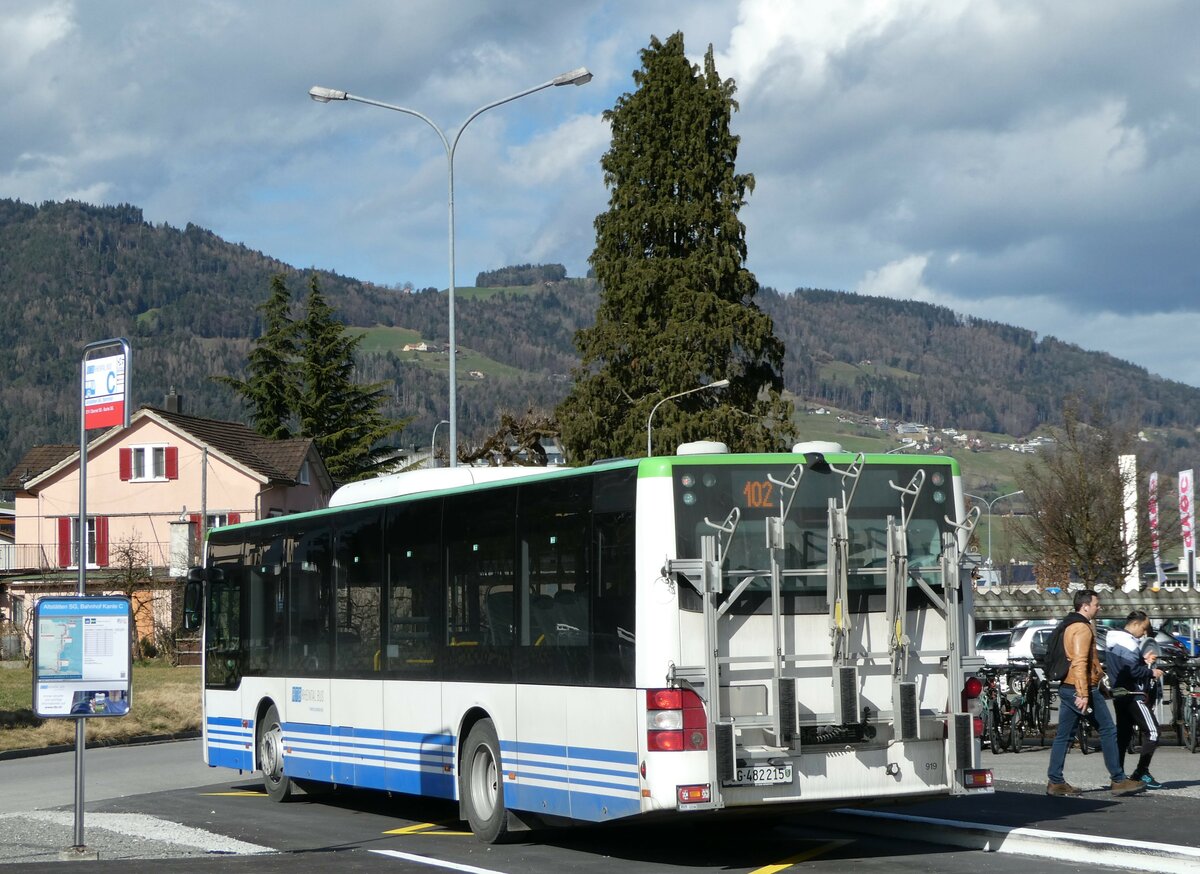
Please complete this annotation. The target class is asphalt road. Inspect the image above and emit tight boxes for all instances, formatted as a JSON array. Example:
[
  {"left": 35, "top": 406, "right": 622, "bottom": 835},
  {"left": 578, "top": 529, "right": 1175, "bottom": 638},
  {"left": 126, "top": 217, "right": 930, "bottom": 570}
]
[{"left": 3, "top": 738, "right": 1200, "bottom": 871}]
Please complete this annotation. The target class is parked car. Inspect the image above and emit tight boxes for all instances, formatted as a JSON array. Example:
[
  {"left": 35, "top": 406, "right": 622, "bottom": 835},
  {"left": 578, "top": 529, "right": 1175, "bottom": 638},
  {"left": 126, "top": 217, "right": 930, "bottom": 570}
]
[
  {"left": 975, "top": 630, "right": 1012, "bottom": 666},
  {"left": 1159, "top": 619, "right": 1200, "bottom": 657},
  {"left": 1008, "top": 623, "right": 1055, "bottom": 663}
]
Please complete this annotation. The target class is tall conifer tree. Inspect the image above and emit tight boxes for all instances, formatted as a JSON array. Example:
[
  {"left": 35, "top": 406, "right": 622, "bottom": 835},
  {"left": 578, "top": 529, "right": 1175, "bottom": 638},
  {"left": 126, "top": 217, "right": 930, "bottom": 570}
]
[
  {"left": 297, "top": 276, "right": 408, "bottom": 482},
  {"left": 215, "top": 273, "right": 299, "bottom": 439},
  {"left": 557, "top": 33, "right": 794, "bottom": 463}
]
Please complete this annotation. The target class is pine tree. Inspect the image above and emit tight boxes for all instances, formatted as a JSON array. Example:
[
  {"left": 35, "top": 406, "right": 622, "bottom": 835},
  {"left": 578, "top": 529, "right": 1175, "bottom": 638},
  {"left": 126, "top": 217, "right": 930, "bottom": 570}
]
[
  {"left": 213, "top": 273, "right": 299, "bottom": 439},
  {"left": 556, "top": 33, "right": 794, "bottom": 463},
  {"left": 297, "top": 276, "right": 408, "bottom": 482}
]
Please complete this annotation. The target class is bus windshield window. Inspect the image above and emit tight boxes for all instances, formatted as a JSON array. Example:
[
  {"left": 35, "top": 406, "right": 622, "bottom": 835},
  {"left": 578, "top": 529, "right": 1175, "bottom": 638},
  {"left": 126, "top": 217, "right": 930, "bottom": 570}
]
[{"left": 673, "top": 462, "right": 955, "bottom": 607}]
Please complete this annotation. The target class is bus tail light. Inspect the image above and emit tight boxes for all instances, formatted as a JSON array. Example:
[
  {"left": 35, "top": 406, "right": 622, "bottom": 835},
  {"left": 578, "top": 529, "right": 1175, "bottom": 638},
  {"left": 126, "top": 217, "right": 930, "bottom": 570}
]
[
  {"left": 677, "top": 784, "right": 711, "bottom": 804},
  {"left": 647, "top": 688, "right": 708, "bottom": 751},
  {"left": 963, "top": 769, "right": 993, "bottom": 789}
]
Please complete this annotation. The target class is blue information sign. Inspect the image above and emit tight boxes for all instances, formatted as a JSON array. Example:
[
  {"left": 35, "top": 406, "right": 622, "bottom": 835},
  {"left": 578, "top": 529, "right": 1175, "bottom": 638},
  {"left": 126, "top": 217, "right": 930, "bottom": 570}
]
[{"left": 32, "top": 597, "right": 133, "bottom": 719}]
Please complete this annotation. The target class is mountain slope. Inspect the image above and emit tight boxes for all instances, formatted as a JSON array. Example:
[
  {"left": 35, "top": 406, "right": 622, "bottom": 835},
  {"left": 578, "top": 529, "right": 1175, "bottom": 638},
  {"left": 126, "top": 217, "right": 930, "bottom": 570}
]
[{"left": 2, "top": 198, "right": 1198, "bottom": 480}]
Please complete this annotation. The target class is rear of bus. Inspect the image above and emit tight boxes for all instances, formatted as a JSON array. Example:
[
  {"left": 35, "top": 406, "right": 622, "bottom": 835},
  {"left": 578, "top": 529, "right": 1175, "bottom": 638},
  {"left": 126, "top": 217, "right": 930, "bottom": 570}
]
[{"left": 633, "top": 444, "right": 990, "bottom": 815}]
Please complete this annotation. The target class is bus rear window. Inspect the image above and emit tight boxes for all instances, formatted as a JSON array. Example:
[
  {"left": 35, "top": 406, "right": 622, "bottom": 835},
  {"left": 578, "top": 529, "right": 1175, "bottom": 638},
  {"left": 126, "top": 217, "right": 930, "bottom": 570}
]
[{"left": 672, "top": 461, "right": 955, "bottom": 609}]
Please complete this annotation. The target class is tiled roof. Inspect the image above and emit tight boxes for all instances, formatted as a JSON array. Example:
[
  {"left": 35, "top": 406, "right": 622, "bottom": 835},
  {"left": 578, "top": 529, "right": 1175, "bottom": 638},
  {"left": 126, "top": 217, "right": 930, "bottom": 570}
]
[
  {"left": 149, "top": 407, "right": 310, "bottom": 483},
  {"left": 3, "top": 410, "right": 318, "bottom": 491},
  {"left": 2, "top": 445, "right": 76, "bottom": 491}
]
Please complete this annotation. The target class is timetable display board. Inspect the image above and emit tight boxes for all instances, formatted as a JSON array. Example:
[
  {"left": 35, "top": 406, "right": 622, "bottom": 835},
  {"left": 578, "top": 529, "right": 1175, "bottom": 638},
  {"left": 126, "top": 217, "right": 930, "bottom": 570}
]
[{"left": 33, "top": 597, "right": 133, "bottom": 719}]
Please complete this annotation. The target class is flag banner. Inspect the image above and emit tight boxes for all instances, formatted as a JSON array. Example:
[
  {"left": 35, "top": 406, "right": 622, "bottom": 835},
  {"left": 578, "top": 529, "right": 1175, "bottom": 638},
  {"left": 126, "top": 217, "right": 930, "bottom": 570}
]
[
  {"left": 1149, "top": 472, "right": 1165, "bottom": 589},
  {"left": 1182, "top": 469, "right": 1195, "bottom": 561}
]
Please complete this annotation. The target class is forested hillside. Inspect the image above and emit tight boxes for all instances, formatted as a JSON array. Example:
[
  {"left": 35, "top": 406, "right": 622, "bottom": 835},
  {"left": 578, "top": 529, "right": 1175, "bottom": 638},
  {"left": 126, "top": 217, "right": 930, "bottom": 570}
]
[{"left": 2, "top": 199, "right": 1198, "bottom": 481}]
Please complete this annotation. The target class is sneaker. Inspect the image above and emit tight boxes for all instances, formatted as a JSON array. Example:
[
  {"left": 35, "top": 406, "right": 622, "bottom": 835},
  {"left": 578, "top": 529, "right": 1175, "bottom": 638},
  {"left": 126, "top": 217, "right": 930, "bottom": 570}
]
[
  {"left": 1138, "top": 773, "right": 1163, "bottom": 789},
  {"left": 1046, "top": 781, "right": 1083, "bottom": 797},
  {"left": 1111, "top": 778, "right": 1146, "bottom": 796}
]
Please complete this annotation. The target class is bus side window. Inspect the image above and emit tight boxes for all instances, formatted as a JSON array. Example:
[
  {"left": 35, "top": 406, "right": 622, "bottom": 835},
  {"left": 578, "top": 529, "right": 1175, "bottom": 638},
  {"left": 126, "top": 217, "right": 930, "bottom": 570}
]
[
  {"left": 334, "top": 509, "right": 384, "bottom": 674},
  {"left": 385, "top": 500, "right": 441, "bottom": 677}
]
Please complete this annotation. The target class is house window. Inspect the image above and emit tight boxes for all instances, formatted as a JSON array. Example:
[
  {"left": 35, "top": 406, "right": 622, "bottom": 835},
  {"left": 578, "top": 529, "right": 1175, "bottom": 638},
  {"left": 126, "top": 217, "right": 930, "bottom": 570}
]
[
  {"left": 120, "top": 445, "right": 178, "bottom": 482},
  {"left": 298, "top": 460, "right": 311, "bottom": 486},
  {"left": 134, "top": 446, "right": 165, "bottom": 480},
  {"left": 207, "top": 513, "right": 241, "bottom": 529},
  {"left": 57, "top": 516, "right": 109, "bottom": 568}
]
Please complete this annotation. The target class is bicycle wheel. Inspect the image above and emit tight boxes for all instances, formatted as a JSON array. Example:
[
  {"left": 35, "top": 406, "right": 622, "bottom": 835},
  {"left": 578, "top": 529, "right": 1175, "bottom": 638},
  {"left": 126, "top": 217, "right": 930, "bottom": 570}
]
[
  {"left": 1010, "top": 712, "right": 1023, "bottom": 753},
  {"left": 1077, "top": 720, "right": 1091, "bottom": 755},
  {"left": 1187, "top": 706, "right": 1200, "bottom": 754},
  {"left": 1128, "top": 725, "right": 1143, "bottom": 755},
  {"left": 988, "top": 706, "right": 1006, "bottom": 754}
]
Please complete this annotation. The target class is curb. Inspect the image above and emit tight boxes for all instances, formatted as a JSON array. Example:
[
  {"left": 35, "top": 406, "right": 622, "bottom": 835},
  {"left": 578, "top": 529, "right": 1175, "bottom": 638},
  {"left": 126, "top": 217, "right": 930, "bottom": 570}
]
[
  {"left": 0, "top": 731, "right": 201, "bottom": 762},
  {"left": 829, "top": 808, "right": 1200, "bottom": 874}
]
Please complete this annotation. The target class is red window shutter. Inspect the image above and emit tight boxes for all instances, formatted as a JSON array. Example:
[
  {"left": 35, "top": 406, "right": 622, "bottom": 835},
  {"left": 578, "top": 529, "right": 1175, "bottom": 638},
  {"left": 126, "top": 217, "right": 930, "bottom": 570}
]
[
  {"left": 227, "top": 512, "right": 241, "bottom": 524},
  {"left": 119, "top": 448, "right": 132, "bottom": 481},
  {"left": 57, "top": 518, "right": 72, "bottom": 567},
  {"left": 189, "top": 513, "right": 202, "bottom": 551},
  {"left": 165, "top": 446, "right": 179, "bottom": 480},
  {"left": 96, "top": 517, "right": 109, "bottom": 567}
]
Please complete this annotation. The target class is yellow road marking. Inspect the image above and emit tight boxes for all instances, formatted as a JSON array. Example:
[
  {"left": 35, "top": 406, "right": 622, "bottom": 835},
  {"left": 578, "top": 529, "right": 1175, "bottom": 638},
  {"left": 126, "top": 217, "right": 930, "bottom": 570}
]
[
  {"left": 199, "top": 791, "right": 266, "bottom": 797},
  {"left": 748, "top": 839, "right": 850, "bottom": 873},
  {"left": 384, "top": 822, "right": 471, "bottom": 836}
]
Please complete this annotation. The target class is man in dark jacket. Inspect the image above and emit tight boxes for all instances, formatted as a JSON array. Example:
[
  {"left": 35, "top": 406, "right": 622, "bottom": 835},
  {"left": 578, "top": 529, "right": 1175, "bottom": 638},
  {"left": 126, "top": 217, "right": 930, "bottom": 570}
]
[
  {"left": 1105, "top": 610, "right": 1165, "bottom": 788},
  {"left": 1046, "top": 589, "right": 1145, "bottom": 797}
]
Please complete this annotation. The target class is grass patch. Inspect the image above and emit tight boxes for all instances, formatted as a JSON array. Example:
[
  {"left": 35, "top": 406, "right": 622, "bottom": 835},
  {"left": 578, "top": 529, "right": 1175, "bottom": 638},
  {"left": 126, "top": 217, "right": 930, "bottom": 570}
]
[
  {"left": 351, "top": 325, "right": 424, "bottom": 353},
  {"left": 0, "top": 661, "right": 201, "bottom": 753},
  {"left": 453, "top": 285, "right": 542, "bottom": 301}
]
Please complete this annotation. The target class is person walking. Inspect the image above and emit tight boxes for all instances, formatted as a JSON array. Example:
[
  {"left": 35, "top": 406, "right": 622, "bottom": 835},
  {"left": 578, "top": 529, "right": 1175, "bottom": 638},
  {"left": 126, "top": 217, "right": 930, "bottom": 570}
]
[
  {"left": 1105, "top": 610, "right": 1165, "bottom": 789},
  {"left": 1044, "top": 589, "right": 1145, "bottom": 797}
]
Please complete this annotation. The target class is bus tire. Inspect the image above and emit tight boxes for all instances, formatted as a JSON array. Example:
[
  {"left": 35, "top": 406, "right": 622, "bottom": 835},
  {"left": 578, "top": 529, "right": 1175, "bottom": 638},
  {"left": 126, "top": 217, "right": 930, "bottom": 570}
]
[
  {"left": 259, "top": 704, "right": 295, "bottom": 802},
  {"left": 460, "top": 719, "right": 509, "bottom": 843}
]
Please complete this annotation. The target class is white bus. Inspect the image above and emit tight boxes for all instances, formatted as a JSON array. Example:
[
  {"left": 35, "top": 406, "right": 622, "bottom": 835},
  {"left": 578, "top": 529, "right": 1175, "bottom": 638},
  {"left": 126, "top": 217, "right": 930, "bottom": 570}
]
[{"left": 184, "top": 441, "right": 991, "bottom": 842}]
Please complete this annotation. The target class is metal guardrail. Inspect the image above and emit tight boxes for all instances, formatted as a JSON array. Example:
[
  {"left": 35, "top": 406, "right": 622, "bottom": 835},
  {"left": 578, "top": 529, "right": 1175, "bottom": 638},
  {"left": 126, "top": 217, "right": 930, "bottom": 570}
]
[{"left": 0, "top": 541, "right": 177, "bottom": 575}]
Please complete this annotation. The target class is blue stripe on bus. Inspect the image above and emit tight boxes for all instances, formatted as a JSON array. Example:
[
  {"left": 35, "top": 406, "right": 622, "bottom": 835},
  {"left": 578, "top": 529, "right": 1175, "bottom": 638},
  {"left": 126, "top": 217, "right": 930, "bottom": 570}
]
[
  {"left": 207, "top": 716, "right": 253, "bottom": 728},
  {"left": 207, "top": 727, "right": 252, "bottom": 739},
  {"left": 207, "top": 717, "right": 640, "bottom": 823},
  {"left": 208, "top": 746, "right": 253, "bottom": 771},
  {"left": 501, "top": 739, "right": 638, "bottom": 766}
]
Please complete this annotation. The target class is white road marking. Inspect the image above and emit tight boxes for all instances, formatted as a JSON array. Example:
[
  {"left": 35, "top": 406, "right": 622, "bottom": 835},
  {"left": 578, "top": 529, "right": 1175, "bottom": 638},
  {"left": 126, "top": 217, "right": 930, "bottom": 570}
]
[{"left": 371, "top": 848, "right": 510, "bottom": 874}]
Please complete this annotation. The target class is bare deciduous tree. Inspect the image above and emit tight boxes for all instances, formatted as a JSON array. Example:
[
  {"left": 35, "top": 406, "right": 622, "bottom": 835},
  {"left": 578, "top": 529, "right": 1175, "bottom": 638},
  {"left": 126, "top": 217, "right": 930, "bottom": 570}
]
[{"left": 1016, "top": 404, "right": 1179, "bottom": 589}]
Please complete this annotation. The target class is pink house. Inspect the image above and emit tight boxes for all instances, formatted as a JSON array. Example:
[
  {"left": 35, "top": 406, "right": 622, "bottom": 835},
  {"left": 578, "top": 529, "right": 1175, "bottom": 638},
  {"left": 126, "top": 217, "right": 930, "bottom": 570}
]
[{"left": 0, "top": 405, "right": 333, "bottom": 651}]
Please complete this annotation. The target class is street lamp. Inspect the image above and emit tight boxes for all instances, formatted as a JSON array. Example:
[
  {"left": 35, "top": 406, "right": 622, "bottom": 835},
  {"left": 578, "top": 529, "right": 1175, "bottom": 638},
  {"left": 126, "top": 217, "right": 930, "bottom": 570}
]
[
  {"left": 646, "top": 379, "right": 731, "bottom": 458},
  {"left": 309, "top": 67, "right": 592, "bottom": 468},
  {"left": 964, "top": 490, "right": 1025, "bottom": 569},
  {"left": 430, "top": 419, "right": 450, "bottom": 468}
]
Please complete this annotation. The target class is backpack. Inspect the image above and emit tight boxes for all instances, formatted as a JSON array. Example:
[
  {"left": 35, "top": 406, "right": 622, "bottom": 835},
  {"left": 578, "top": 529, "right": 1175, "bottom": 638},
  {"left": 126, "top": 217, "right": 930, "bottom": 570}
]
[{"left": 1042, "top": 614, "right": 1087, "bottom": 682}]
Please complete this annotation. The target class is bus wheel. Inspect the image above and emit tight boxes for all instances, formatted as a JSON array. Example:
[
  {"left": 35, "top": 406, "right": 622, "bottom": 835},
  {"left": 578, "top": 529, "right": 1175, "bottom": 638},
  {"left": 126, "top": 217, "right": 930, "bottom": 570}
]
[
  {"left": 259, "top": 704, "right": 294, "bottom": 802},
  {"left": 460, "top": 719, "right": 508, "bottom": 843}
]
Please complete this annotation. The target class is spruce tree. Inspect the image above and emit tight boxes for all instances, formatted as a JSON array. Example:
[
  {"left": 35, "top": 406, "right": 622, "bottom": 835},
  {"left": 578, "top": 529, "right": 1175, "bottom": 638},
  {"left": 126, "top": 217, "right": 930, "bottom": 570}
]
[
  {"left": 297, "top": 276, "right": 408, "bottom": 482},
  {"left": 557, "top": 33, "right": 794, "bottom": 463},
  {"left": 214, "top": 273, "right": 299, "bottom": 439}
]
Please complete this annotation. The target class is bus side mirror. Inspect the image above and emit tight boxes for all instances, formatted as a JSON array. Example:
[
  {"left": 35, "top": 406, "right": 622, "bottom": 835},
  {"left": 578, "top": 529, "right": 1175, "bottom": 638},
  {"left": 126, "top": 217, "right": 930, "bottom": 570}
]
[{"left": 183, "top": 567, "right": 204, "bottom": 631}]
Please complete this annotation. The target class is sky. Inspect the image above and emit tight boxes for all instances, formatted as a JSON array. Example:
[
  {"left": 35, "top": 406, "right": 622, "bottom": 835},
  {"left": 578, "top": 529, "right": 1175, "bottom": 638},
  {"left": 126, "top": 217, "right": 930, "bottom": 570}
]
[{"left": 2, "top": 1, "right": 1198, "bottom": 386}]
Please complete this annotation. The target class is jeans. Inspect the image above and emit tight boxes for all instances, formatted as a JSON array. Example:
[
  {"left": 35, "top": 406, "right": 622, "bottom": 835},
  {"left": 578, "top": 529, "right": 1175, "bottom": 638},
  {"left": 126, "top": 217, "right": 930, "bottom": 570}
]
[{"left": 1048, "top": 684, "right": 1126, "bottom": 785}]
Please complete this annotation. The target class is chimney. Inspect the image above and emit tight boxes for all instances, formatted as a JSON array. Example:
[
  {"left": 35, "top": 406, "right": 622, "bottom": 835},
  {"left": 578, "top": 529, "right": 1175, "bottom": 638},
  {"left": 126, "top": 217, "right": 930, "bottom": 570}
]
[{"left": 164, "top": 388, "right": 183, "bottom": 414}]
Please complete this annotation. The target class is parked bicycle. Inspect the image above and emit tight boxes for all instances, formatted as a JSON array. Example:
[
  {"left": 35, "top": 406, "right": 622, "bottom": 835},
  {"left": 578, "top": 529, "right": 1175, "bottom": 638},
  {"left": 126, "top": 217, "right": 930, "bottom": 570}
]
[
  {"left": 977, "top": 666, "right": 1009, "bottom": 754},
  {"left": 1177, "top": 661, "right": 1200, "bottom": 752}
]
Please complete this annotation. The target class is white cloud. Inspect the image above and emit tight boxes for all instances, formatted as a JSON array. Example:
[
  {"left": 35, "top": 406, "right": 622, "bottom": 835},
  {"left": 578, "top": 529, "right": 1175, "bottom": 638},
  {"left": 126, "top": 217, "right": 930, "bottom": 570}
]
[{"left": 0, "top": 0, "right": 1195, "bottom": 386}]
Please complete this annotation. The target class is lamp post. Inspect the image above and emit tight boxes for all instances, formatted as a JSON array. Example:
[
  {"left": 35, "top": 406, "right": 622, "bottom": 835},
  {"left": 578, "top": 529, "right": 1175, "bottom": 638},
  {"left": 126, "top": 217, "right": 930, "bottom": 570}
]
[
  {"left": 310, "top": 67, "right": 593, "bottom": 468},
  {"left": 430, "top": 419, "right": 450, "bottom": 468},
  {"left": 646, "top": 379, "right": 731, "bottom": 458},
  {"left": 964, "top": 490, "right": 1025, "bottom": 569}
]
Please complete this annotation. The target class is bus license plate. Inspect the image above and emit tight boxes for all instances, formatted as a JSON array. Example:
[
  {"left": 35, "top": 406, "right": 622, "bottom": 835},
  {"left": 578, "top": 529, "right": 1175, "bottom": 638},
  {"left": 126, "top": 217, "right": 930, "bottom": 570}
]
[{"left": 727, "top": 764, "right": 793, "bottom": 786}]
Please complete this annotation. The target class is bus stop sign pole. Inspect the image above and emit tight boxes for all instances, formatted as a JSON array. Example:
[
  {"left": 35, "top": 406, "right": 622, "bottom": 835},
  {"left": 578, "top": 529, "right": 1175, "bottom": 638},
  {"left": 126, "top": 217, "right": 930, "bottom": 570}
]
[{"left": 73, "top": 338, "right": 131, "bottom": 852}]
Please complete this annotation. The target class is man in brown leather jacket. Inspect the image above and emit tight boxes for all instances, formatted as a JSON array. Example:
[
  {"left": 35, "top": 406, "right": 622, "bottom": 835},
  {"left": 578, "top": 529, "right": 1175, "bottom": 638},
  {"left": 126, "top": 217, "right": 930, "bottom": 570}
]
[{"left": 1046, "top": 589, "right": 1145, "bottom": 796}]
